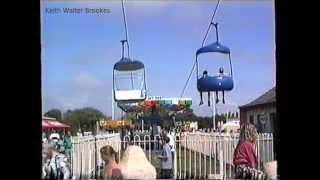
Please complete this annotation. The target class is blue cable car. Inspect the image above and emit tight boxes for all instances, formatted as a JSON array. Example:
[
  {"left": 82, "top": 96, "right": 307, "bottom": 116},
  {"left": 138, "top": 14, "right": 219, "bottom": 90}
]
[
  {"left": 196, "top": 23, "right": 234, "bottom": 93},
  {"left": 113, "top": 40, "right": 147, "bottom": 103}
]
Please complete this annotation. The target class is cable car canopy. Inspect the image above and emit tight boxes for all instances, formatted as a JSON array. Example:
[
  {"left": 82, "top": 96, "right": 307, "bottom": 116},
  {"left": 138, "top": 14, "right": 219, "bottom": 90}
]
[
  {"left": 196, "top": 22, "right": 234, "bottom": 92},
  {"left": 114, "top": 57, "right": 144, "bottom": 71}
]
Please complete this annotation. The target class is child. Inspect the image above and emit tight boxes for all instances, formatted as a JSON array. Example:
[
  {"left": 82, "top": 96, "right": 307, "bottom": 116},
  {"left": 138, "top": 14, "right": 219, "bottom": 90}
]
[
  {"left": 233, "top": 123, "right": 265, "bottom": 179},
  {"left": 100, "top": 145, "right": 122, "bottom": 179},
  {"left": 158, "top": 136, "right": 173, "bottom": 179}
]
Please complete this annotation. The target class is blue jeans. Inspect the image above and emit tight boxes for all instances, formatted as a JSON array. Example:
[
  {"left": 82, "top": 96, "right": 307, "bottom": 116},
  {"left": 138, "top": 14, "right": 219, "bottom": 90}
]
[
  {"left": 161, "top": 169, "right": 172, "bottom": 179},
  {"left": 64, "top": 149, "right": 71, "bottom": 160}
]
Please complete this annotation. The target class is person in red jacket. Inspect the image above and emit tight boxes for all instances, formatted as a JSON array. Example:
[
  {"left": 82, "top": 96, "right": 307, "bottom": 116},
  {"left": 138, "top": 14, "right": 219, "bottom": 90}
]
[{"left": 233, "top": 123, "right": 264, "bottom": 179}]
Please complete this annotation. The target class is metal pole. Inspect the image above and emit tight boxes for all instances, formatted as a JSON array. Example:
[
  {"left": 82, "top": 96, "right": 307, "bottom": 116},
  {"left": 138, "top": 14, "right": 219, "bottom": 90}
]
[
  {"left": 141, "top": 119, "right": 144, "bottom": 132},
  {"left": 94, "top": 122, "right": 98, "bottom": 179},
  {"left": 212, "top": 92, "right": 216, "bottom": 130},
  {"left": 112, "top": 90, "right": 115, "bottom": 120},
  {"left": 174, "top": 140, "right": 177, "bottom": 179}
]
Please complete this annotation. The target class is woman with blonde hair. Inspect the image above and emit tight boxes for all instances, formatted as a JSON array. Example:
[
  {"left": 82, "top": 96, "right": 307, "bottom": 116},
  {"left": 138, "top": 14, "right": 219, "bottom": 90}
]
[{"left": 233, "top": 123, "right": 264, "bottom": 179}]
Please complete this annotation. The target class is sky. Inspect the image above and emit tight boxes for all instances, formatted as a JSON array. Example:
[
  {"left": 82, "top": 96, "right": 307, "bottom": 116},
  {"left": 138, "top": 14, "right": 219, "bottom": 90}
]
[{"left": 41, "top": 0, "right": 275, "bottom": 118}]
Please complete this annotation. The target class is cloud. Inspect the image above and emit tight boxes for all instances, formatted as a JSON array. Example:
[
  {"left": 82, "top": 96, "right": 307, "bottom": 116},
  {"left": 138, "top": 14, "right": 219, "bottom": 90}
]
[
  {"left": 42, "top": 71, "right": 112, "bottom": 114},
  {"left": 74, "top": 72, "right": 102, "bottom": 87}
]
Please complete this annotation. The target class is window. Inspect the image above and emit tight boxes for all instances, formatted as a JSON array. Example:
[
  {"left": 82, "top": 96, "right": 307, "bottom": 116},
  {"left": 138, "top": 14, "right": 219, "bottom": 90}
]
[
  {"left": 257, "top": 114, "right": 267, "bottom": 133},
  {"left": 269, "top": 112, "right": 276, "bottom": 133},
  {"left": 249, "top": 115, "right": 254, "bottom": 124}
]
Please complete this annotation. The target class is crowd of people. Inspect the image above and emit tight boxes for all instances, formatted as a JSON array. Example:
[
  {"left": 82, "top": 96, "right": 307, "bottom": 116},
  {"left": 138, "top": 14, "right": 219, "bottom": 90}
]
[
  {"left": 41, "top": 124, "right": 276, "bottom": 180},
  {"left": 42, "top": 129, "right": 73, "bottom": 180}
]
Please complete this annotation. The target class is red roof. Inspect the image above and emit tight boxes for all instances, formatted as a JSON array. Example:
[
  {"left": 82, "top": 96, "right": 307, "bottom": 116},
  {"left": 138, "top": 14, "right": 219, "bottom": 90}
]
[{"left": 42, "top": 120, "right": 70, "bottom": 129}]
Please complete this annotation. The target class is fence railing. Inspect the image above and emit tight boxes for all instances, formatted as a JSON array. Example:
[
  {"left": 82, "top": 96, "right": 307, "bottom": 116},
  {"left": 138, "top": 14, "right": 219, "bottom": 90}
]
[
  {"left": 71, "top": 132, "right": 274, "bottom": 179},
  {"left": 179, "top": 132, "right": 274, "bottom": 179},
  {"left": 71, "top": 133, "right": 121, "bottom": 179}
]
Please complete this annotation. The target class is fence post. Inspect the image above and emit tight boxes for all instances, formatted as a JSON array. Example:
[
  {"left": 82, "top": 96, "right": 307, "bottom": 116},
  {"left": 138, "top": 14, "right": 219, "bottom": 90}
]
[
  {"left": 209, "top": 135, "right": 212, "bottom": 175},
  {"left": 214, "top": 133, "right": 217, "bottom": 175},
  {"left": 178, "top": 135, "right": 182, "bottom": 179},
  {"left": 219, "top": 137, "right": 223, "bottom": 179},
  {"left": 189, "top": 137, "right": 191, "bottom": 178},
  {"left": 184, "top": 135, "right": 187, "bottom": 179},
  {"left": 271, "top": 133, "right": 274, "bottom": 161},
  {"left": 257, "top": 134, "right": 261, "bottom": 170},
  {"left": 174, "top": 137, "right": 177, "bottom": 179},
  {"left": 148, "top": 135, "right": 151, "bottom": 161},
  {"left": 199, "top": 135, "right": 201, "bottom": 178},
  {"left": 194, "top": 137, "right": 196, "bottom": 178},
  {"left": 204, "top": 137, "right": 207, "bottom": 178}
]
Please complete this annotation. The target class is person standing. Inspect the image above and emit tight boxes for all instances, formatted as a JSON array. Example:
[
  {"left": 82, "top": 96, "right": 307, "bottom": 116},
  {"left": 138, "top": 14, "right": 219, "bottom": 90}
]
[
  {"left": 57, "top": 136, "right": 65, "bottom": 154},
  {"left": 158, "top": 136, "right": 173, "bottom": 179},
  {"left": 167, "top": 130, "right": 175, "bottom": 151},
  {"left": 43, "top": 132, "right": 48, "bottom": 144},
  {"left": 63, "top": 131, "right": 72, "bottom": 161},
  {"left": 129, "top": 129, "right": 134, "bottom": 143}
]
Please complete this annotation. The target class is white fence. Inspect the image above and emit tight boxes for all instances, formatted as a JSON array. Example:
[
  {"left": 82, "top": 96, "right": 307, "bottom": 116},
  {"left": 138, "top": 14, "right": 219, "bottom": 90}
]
[
  {"left": 71, "top": 133, "right": 121, "bottom": 179},
  {"left": 179, "top": 132, "right": 274, "bottom": 179},
  {"left": 71, "top": 132, "right": 274, "bottom": 179}
]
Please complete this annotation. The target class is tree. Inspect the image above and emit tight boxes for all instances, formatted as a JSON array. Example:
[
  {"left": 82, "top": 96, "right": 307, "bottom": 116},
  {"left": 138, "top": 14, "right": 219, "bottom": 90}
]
[
  {"left": 236, "top": 112, "right": 239, "bottom": 118},
  {"left": 44, "top": 109, "right": 62, "bottom": 121},
  {"left": 63, "top": 107, "right": 106, "bottom": 134}
]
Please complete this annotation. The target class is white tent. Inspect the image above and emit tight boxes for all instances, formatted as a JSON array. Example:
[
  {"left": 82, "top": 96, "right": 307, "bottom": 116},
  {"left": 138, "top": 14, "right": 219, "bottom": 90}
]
[{"left": 221, "top": 120, "right": 240, "bottom": 133}]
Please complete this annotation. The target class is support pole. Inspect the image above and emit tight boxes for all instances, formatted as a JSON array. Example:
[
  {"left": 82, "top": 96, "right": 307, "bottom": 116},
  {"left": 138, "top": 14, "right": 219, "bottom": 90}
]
[
  {"left": 212, "top": 92, "right": 216, "bottom": 131},
  {"left": 141, "top": 119, "right": 144, "bottom": 132},
  {"left": 112, "top": 89, "right": 115, "bottom": 120},
  {"left": 94, "top": 121, "right": 98, "bottom": 179}
]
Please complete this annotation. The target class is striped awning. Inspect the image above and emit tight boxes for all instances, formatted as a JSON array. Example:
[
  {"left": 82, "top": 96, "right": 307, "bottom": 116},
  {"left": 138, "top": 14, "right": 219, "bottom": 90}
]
[{"left": 42, "top": 120, "right": 70, "bottom": 129}]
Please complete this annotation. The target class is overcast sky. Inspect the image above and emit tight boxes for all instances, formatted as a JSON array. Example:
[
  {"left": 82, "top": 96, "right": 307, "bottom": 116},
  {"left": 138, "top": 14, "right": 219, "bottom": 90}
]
[{"left": 41, "top": 0, "right": 275, "bottom": 118}]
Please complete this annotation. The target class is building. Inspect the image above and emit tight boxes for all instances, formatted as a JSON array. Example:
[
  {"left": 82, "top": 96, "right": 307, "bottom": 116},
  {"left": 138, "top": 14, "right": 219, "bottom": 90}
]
[
  {"left": 146, "top": 96, "right": 192, "bottom": 106},
  {"left": 239, "top": 87, "right": 276, "bottom": 133},
  {"left": 116, "top": 96, "right": 192, "bottom": 113}
]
